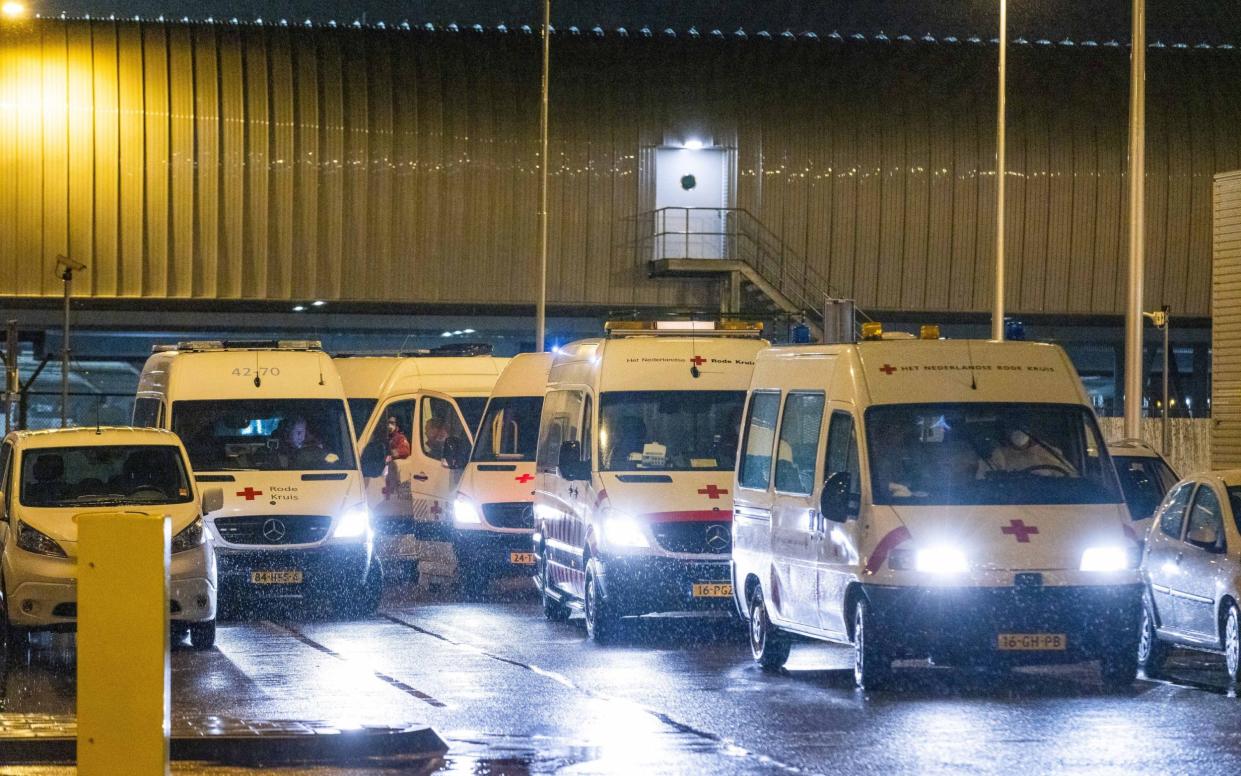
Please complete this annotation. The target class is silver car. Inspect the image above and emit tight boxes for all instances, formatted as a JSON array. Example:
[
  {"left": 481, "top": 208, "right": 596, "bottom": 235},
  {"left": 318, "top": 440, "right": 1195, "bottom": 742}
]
[
  {"left": 1109, "top": 439, "right": 1178, "bottom": 538},
  {"left": 1138, "top": 472, "right": 1241, "bottom": 683}
]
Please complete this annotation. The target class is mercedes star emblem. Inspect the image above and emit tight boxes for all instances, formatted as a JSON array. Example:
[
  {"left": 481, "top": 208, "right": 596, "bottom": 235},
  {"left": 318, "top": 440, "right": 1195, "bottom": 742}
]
[
  {"left": 262, "top": 518, "right": 288, "bottom": 543},
  {"left": 705, "top": 523, "right": 730, "bottom": 551}
]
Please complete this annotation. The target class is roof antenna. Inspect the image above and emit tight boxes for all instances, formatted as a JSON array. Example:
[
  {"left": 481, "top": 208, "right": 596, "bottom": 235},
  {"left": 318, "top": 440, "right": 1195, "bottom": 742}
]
[
  {"left": 254, "top": 351, "right": 262, "bottom": 388},
  {"left": 690, "top": 318, "right": 702, "bottom": 379},
  {"left": 965, "top": 339, "right": 978, "bottom": 391},
  {"left": 95, "top": 394, "right": 102, "bottom": 435}
]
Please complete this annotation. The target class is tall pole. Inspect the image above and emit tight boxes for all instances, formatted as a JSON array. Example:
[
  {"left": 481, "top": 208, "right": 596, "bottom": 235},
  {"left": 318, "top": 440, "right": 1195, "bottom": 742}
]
[
  {"left": 1123, "top": 0, "right": 1147, "bottom": 438},
  {"left": 61, "top": 267, "right": 72, "bottom": 428},
  {"left": 534, "top": 0, "right": 551, "bottom": 352},
  {"left": 1161, "top": 306, "right": 1170, "bottom": 455},
  {"left": 992, "top": 0, "right": 1007, "bottom": 341}
]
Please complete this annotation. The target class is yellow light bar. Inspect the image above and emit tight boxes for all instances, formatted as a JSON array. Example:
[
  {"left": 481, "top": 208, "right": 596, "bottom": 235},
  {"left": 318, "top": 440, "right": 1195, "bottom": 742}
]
[
  {"left": 860, "top": 322, "right": 884, "bottom": 341},
  {"left": 718, "top": 319, "right": 764, "bottom": 332},
  {"left": 604, "top": 320, "right": 651, "bottom": 332},
  {"left": 920, "top": 324, "right": 941, "bottom": 340}
]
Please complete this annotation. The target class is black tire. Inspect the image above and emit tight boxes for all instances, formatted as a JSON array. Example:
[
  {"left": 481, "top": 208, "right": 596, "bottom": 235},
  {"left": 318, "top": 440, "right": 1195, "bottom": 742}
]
[
  {"left": 853, "top": 598, "right": 893, "bottom": 690},
  {"left": 1224, "top": 603, "right": 1241, "bottom": 689},
  {"left": 0, "top": 597, "right": 12, "bottom": 666},
  {"left": 1137, "top": 602, "right": 1172, "bottom": 678},
  {"left": 1101, "top": 648, "right": 1139, "bottom": 690},
  {"left": 584, "top": 559, "right": 621, "bottom": 644},
  {"left": 357, "top": 563, "right": 384, "bottom": 617},
  {"left": 189, "top": 620, "right": 217, "bottom": 650},
  {"left": 540, "top": 546, "right": 570, "bottom": 622},
  {"left": 748, "top": 585, "right": 791, "bottom": 671},
  {"left": 460, "top": 567, "right": 491, "bottom": 601}
]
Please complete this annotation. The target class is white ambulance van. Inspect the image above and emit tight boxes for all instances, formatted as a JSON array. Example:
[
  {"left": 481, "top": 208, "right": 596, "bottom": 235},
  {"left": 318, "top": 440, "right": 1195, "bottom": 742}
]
[
  {"left": 733, "top": 327, "right": 1141, "bottom": 689},
  {"left": 333, "top": 347, "right": 509, "bottom": 585},
  {"left": 453, "top": 353, "right": 553, "bottom": 595},
  {"left": 534, "top": 320, "right": 765, "bottom": 642},
  {"left": 134, "top": 340, "right": 381, "bottom": 615}
]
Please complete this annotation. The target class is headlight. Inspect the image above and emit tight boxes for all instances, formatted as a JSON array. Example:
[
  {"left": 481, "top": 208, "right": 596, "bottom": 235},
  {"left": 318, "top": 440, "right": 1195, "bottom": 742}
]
[
  {"left": 1080, "top": 545, "right": 1133, "bottom": 572},
  {"left": 454, "top": 496, "right": 483, "bottom": 525},
  {"left": 333, "top": 506, "right": 371, "bottom": 539},
  {"left": 603, "top": 514, "right": 649, "bottom": 549},
  {"left": 171, "top": 517, "right": 207, "bottom": 554},
  {"left": 16, "top": 521, "right": 66, "bottom": 558},
  {"left": 914, "top": 545, "right": 969, "bottom": 574}
]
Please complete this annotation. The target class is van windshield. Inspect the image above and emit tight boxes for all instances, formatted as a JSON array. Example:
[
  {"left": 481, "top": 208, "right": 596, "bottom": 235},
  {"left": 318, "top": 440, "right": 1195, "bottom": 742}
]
[
  {"left": 865, "top": 403, "right": 1121, "bottom": 506},
  {"left": 472, "top": 396, "right": 543, "bottom": 463},
  {"left": 172, "top": 399, "right": 357, "bottom": 472},
  {"left": 347, "top": 398, "right": 379, "bottom": 439},
  {"left": 20, "top": 445, "right": 193, "bottom": 507},
  {"left": 599, "top": 390, "right": 745, "bottom": 472},
  {"left": 453, "top": 397, "right": 487, "bottom": 435}
]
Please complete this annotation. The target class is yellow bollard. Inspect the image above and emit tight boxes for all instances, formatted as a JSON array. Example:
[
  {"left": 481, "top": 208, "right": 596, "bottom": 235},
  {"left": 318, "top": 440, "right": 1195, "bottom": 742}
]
[{"left": 77, "top": 511, "right": 170, "bottom": 775}]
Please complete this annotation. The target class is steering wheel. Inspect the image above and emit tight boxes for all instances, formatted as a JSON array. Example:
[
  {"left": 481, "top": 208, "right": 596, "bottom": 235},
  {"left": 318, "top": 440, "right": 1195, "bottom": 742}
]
[
  {"left": 1018, "top": 464, "right": 1072, "bottom": 476},
  {"left": 126, "top": 486, "right": 167, "bottom": 499}
]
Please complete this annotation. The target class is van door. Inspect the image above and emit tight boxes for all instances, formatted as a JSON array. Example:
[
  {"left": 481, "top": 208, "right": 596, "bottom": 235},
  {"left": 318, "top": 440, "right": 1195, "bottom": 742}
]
[
  {"left": 536, "top": 389, "right": 588, "bottom": 599},
  {"left": 771, "top": 392, "right": 827, "bottom": 631},
  {"left": 407, "top": 392, "right": 473, "bottom": 523},
  {"left": 816, "top": 409, "right": 862, "bottom": 637},
  {"left": 360, "top": 397, "right": 417, "bottom": 529}
]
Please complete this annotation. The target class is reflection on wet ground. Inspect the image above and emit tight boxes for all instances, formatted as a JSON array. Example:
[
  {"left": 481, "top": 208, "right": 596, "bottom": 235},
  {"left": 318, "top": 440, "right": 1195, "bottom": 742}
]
[{"left": 6, "top": 585, "right": 1241, "bottom": 774}]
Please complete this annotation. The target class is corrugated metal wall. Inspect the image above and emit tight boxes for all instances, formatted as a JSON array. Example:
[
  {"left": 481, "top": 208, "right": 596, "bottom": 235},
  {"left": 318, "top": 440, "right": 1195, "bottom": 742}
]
[
  {"left": 1213, "top": 171, "right": 1241, "bottom": 468},
  {"left": 0, "top": 20, "right": 1236, "bottom": 314}
]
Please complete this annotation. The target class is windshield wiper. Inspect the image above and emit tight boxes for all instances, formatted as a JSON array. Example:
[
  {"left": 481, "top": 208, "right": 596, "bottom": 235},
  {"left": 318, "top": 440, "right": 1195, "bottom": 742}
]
[{"left": 199, "top": 467, "right": 259, "bottom": 472}]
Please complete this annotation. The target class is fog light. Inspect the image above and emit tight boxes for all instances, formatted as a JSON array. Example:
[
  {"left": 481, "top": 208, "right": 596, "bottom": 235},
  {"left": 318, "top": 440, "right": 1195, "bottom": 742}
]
[
  {"left": 21, "top": 600, "right": 36, "bottom": 614},
  {"left": 196, "top": 595, "right": 209, "bottom": 608}
]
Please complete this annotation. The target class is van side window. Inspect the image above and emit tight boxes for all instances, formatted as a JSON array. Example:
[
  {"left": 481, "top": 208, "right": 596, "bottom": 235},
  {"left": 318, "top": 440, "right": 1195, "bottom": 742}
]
[
  {"left": 738, "top": 392, "right": 780, "bottom": 490},
  {"left": 825, "top": 412, "right": 860, "bottom": 514},
  {"left": 420, "top": 397, "right": 467, "bottom": 461},
  {"left": 774, "top": 393, "right": 825, "bottom": 495},
  {"left": 0, "top": 441, "right": 11, "bottom": 515},
  {"left": 1158, "top": 483, "right": 1194, "bottom": 539},
  {"left": 375, "top": 399, "right": 415, "bottom": 460},
  {"left": 536, "top": 390, "right": 584, "bottom": 473},
  {"left": 133, "top": 397, "right": 162, "bottom": 428},
  {"left": 581, "top": 395, "right": 594, "bottom": 468}
]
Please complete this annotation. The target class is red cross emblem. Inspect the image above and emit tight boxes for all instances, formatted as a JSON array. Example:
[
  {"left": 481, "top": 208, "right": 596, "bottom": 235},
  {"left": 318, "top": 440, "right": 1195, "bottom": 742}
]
[
  {"left": 430, "top": 503, "right": 443, "bottom": 518},
  {"left": 698, "top": 484, "right": 728, "bottom": 500},
  {"left": 236, "top": 487, "right": 262, "bottom": 501},
  {"left": 690, "top": 355, "right": 707, "bottom": 367},
  {"left": 515, "top": 473, "right": 534, "bottom": 484},
  {"left": 879, "top": 364, "right": 897, "bottom": 375},
  {"left": 1001, "top": 519, "right": 1039, "bottom": 543}
]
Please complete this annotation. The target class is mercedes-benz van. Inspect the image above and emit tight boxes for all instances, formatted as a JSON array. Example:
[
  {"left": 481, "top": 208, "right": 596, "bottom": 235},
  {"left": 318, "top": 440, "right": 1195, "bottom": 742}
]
[
  {"left": 333, "top": 347, "right": 509, "bottom": 586},
  {"left": 135, "top": 340, "right": 380, "bottom": 616},
  {"left": 453, "top": 353, "right": 553, "bottom": 595},
  {"left": 733, "top": 328, "right": 1141, "bottom": 689},
  {"left": 534, "top": 320, "right": 765, "bottom": 642}
]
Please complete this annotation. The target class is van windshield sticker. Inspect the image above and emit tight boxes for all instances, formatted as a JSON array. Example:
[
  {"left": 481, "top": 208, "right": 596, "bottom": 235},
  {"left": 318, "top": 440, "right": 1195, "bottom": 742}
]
[
  {"left": 623, "top": 357, "right": 755, "bottom": 366},
  {"left": 877, "top": 364, "right": 1055, "bottom": 375}
]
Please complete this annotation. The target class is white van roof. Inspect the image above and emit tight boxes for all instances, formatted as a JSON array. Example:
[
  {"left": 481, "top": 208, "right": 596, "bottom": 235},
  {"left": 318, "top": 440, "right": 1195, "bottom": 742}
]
[
  {"left": 753, "top": 340, "right": 1087, "bottom": 407},
  {"left": 491, "top": 353, "right": 553, "bottom": 398},
  {"left": 550, "top": 335, "right": 766, "bottom": 392},
  {"left": 333, "top": 355, "right": 511, "bottom": 400},
  {"left": 137, "top": 347, "right": 346, "bottom": 401}
]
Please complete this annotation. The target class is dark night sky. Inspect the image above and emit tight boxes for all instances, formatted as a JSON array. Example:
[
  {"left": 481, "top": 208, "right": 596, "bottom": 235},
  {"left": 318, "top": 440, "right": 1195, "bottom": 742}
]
[{"left": 32, "top": 1, "right": 1241, "bottom": 45}]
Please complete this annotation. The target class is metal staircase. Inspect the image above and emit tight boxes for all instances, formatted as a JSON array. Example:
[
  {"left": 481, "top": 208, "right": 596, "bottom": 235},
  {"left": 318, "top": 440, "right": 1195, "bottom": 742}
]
[{"left": 634, "top": 207, "right": 857, "bottom": 336}]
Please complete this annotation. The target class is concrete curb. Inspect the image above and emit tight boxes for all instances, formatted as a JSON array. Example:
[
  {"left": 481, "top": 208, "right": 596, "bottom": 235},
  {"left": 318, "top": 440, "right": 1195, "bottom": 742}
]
[{"left": 0, "top": 714, "right": 448, "bottom": 765}]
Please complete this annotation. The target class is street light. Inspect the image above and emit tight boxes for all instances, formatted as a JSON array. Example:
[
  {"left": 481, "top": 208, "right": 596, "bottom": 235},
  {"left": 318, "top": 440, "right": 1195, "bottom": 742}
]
[
  {"left": 1143, "top": 306, "right": 1170, "bottom": 456},
  {"left": 56, "top": 255, "right": 86, "bottom": 428}
]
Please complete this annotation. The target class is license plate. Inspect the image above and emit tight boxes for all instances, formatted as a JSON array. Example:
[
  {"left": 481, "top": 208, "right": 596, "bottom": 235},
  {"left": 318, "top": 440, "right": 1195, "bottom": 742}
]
[
  {"left": 691, "top": 582, "right": 732, "bottom": 598},
  {"left": 250, "top": 570, "right": 303, "bottom": 585},
  {"left": 997, "top": 633, "right": 1066, "bottom": 651},
  {"left": 509, "top": 552, "right": 536, "bottom": 565}
]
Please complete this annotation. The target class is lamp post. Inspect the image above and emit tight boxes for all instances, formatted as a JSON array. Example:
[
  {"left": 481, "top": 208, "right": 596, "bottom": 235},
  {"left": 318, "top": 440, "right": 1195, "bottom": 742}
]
[
  {"left": 534, "top": 0, "right": 551, "bottom": 352},
  {"left": 1123, "top": 0, "right": 1147, "bottom": 439},
  {"left": 1143, "top": 306, "right": 1170, "bottom": 455},
  {"left": 56, "top": 256, "right": 86, "bottom": 428},
  {"left": 992, "top": 0, "right": 1007, "bottom": 341}
]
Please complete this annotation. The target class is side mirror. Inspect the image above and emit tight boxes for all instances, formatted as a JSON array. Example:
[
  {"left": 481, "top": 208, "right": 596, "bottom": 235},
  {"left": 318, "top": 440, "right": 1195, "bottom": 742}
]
[
  {"left": 442, "top": 437, "right": 470, "bottom": 471},
  {"left": 820, "top": 471, "right": 852, "bottom": 523},
  {"left": 201, "top": 487, "right": 224, "bottom": 516},
  {"left": 1187, "top": 524, "right": 1223, "bottom": 552},
  {"left": 360, "top": 440, "right": 386, "bottom": 478},
  {"left": 558, "top": 440, "right": 591, "bottom": 481}
]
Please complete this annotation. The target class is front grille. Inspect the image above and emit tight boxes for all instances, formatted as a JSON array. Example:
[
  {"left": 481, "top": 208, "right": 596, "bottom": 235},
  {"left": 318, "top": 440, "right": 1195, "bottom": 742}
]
[
  {"left": 652, "top": 521, "right": 732, "bottom": 555},
  {"left": 482, "top": 502, "right": 534, "bottom": 530},
  {"left": 213, "top": 515, "right": 332, "bottom": 546}
]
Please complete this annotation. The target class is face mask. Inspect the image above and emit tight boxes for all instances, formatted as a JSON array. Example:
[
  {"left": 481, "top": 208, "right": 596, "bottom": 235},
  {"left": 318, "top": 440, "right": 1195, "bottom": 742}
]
[{"left": 1007, "top": 430, "right": 1030, "bottom": 448}]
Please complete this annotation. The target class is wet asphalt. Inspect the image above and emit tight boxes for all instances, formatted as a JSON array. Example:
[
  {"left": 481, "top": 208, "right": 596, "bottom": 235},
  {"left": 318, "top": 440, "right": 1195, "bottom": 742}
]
[{"left": 5, "top": 579, "right": 1241, "bottom": 775}]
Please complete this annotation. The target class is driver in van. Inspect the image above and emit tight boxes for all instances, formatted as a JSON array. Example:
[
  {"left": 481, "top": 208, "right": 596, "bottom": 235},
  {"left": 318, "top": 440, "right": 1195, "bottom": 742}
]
[
  {"left": 277, "top": 415, "right": 325, "bottom": 467},
  {"left": 424, "top": 416, "right": 450, "bottom": 459},
  {"left": 979, "top": 418, "right": 1074, "bottom": 477}
]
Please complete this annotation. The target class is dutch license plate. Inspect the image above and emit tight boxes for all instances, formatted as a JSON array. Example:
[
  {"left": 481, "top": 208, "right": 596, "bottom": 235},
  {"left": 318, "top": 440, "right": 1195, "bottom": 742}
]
[
  {"left": 250, "top": 570, "right": 303, "bottom": 585},
  {"left": 692, "top": 582, "right": 732, "bottom": 598},
  {"left": 510, "top": 552, "right": 536, "bottom": 565},
  {"left": 997, "top": 633, "right": 1066, "bottom": 651}
]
